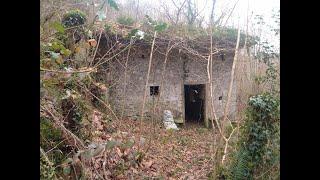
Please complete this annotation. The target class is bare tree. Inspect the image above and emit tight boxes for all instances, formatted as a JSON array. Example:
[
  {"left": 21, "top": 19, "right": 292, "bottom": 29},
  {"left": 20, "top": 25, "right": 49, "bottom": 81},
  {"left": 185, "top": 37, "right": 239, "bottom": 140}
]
[
  {"left": 222, "top": 0, "right": 240, "bottom": 28},
  {"left": 222, "top": 18, "right": 241, "bottom": 130},
  {"left": 210, "top": 0, "right": 217, "bottom": 25},
  {"left": 185, "top": 0, "right": 198, "bottom": 25},
  {"left": 161, "top": 0, "right": 187, "bottom": 25}
]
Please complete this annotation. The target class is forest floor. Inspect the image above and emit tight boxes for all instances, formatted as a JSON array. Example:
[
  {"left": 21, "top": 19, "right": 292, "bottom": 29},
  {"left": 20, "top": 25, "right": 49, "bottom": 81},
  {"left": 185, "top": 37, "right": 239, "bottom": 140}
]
[{"left": 108, "top": 119, "right": 216, "bottom": 179}]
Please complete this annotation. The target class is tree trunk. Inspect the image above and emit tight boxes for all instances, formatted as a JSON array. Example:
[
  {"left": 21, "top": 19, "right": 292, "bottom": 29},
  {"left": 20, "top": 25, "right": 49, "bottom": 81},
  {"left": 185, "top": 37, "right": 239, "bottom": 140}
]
[
  {"left": 140, "top": 31, "right": 157, "bottom": 124},
  {"left": 222, "top": 19, "right": 241, "bottom": 130},
  {"left": 210, "top": 0, "right": 216, "bottom": 24}
]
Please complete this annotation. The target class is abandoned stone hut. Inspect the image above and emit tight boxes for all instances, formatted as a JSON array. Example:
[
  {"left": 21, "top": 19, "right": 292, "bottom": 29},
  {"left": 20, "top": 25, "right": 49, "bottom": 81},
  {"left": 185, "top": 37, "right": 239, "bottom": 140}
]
[{"left": 96, "top": 31, "right": 242, "bottom": 128}]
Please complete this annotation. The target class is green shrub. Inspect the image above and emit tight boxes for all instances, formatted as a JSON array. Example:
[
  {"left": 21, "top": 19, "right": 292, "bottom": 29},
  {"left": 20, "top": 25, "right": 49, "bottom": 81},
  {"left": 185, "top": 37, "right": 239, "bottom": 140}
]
[
  {"left": 40, "top": 156, "right": 55, "bottom": 180},
  {"left": 213, "top": 27, "right": 258, "bottom": 47},
  {"left": 40, "top": 118, "right": 66, "bottom": 179},
  {"left": 226, "top": 93, "right": 280, "bottom": 179},
  {"left": 40, "top": 117, "right": 63, "bottom": 148},
  {"left": 117, "top": 16, "right": 135, "bottom": 26},
  {"left": 62, "top": 10, "right": 87, "bottom": 28}
]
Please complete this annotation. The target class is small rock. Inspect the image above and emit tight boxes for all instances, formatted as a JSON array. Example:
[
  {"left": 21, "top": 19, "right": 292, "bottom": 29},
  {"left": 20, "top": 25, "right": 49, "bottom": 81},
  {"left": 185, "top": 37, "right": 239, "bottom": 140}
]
[{"left": 163, "top": 110, "right": 179, "bottom": 130}]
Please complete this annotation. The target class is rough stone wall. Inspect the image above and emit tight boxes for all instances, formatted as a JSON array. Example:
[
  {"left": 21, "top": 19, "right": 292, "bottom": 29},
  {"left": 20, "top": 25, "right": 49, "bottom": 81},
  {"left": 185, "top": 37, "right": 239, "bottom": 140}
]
[
  {"left": 206, "top": 52, "right": 237, "bottom": 122},
  {"left": 108, "top": 48, "right": 184, "bottom": 120},
  {"left": 108, "top": 48, "right": 237, "bottom": 125}
]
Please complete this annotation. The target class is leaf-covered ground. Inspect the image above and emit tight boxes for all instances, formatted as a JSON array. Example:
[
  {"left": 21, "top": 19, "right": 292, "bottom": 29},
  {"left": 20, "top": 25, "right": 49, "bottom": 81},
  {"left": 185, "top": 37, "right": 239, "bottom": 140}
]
[{"left": 110, "top": 119, "right": 216, "bottom": 179}]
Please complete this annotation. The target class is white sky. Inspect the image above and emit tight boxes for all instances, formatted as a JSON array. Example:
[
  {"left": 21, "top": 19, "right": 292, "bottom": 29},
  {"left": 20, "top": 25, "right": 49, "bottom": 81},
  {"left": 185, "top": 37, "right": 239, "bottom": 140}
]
[{"left": 130, "top": 0, "right": 279, "bottom": 26}]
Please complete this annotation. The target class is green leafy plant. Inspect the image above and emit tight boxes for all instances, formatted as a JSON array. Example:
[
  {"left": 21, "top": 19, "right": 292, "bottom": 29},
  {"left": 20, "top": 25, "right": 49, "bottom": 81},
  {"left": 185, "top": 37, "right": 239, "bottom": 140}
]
[
  {"left": 226, "top": 93, "right": 280, "bottom": 179},
  {"left": 40, "top": 155, "right": 56, "bottom": 180},
  {"left": 40, "top": 117, "right": 63, "bottom": 148},
  {"left": 213, "top": 27, "right": 258, "bottom": 47},
  {"left": 62, "top": 10, "right": 87, "bottom": 28},
  {"left": 117, "top": 16, "right": 135, "bottom": 26},
  {"left": 50, "top": 21, "right": 65, "bottom": 33},
  {"left": 145, "top": 15, "right": 168, "bottom": 32}
]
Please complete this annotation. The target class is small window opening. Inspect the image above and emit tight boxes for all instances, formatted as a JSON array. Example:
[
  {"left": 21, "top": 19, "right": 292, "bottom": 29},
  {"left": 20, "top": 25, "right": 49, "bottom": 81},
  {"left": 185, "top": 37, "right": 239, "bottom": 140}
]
[
  {"left": 219, "top": 53, "right": 225, "bottom": 61},
  {"left": 219, "top": 96, "right": 222, "bottom": 100},
  {"left": 150, "top": 86, "right": 159, "bottom": 96},
  {"left": 141, "top": 54, "right": 145, "bottom": 59}
]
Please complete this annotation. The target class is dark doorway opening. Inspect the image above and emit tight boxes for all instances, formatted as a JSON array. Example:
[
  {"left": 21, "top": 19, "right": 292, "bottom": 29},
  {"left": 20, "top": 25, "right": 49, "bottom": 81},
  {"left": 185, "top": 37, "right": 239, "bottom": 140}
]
[{"left": 184, "top": 84, "right": 205, "bottom": 124}]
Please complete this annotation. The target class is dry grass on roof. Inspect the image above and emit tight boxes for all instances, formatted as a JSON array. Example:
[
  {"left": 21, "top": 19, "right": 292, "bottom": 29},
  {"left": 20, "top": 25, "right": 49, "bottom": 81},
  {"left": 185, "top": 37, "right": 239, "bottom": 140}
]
[{"left": 94, "top": 21, "right": 255, "bottom": 61}]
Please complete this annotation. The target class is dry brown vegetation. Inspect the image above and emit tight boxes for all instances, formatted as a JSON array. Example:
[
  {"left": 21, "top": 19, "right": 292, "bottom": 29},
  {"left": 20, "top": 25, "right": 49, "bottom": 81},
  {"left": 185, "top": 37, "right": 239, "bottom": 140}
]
[{"left": 40, "top": 0, "right": 279, "bottom": 179}]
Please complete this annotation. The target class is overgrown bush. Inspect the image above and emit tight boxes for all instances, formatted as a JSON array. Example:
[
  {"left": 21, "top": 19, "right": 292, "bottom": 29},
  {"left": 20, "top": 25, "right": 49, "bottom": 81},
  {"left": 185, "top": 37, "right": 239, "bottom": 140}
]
[
  {"left": 40, "top": 117, "right": 63, "bottom": 149},
  {"left": 225, "top": 93, "right": 280, "bottom": 179},
  {"left": 117, "top": 15, "right": 135, "bottom": 26},
  {"left": 62, "top": 9, "right": 87, "bottom": 28},
  {"left": 213, "top": 27, "right": 258, "bottom": 47},
  {"left": 40, "top": 155, "right": 55, "bottom": 180},
  {"left": 40, "top": 117, "right": 68, "bottom": 178}
]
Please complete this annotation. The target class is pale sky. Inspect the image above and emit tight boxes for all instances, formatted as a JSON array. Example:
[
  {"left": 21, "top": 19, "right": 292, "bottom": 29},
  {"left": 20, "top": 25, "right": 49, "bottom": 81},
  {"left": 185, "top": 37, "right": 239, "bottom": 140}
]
[{"left": 127, "top": 0, "right": 279, "bottom": 27}]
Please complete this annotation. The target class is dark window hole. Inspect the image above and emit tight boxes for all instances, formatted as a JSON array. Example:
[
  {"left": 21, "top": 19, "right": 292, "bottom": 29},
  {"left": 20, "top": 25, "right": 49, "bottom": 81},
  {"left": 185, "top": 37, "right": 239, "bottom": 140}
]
[{"left": 150, "top": 86, "right": 159, "bottom": 96}]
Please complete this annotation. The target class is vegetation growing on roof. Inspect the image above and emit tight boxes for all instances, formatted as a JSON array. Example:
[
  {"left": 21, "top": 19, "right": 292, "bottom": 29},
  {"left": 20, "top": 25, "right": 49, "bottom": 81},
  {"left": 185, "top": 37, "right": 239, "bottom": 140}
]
[{"left": 213, "top": 27, "right": 259, "bottom": 47}]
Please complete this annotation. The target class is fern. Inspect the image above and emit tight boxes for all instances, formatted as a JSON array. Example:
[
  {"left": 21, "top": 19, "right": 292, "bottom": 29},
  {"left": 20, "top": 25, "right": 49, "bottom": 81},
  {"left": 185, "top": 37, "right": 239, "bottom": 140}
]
[
  {"left": 228, "top": 147, "right": 251, "bottom": 180},
  {"left": 226, "top": 94, "right": 280, "bottom": 179}
]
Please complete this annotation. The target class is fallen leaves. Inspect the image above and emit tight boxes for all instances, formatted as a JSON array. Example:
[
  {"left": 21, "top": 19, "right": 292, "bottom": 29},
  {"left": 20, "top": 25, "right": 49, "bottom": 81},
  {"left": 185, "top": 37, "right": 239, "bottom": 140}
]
[
  {"left": 61, "top": 116, "right": 215, "bottom": 179},
  {"left": 109, "top": 120, "right": 216, "bottom": 179},
  {"left": 142, "top": 160, "right": 153, "bottom": 169}
]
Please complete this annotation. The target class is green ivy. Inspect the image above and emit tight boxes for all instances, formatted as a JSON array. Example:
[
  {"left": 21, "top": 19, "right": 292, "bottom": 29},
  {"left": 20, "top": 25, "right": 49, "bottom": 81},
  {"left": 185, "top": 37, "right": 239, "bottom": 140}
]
[{"left": 227, "top": 93, "right": 280, "bottom": 179}]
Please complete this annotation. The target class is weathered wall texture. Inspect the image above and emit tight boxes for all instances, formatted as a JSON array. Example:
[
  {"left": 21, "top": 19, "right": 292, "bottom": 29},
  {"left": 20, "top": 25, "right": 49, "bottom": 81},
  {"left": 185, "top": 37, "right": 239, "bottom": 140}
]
[
  {"left": 183, "top": 51, "right": 237, "bottom": 126},
  {"left": 107, "top": 47, "right": 237, "bottom": 126}
]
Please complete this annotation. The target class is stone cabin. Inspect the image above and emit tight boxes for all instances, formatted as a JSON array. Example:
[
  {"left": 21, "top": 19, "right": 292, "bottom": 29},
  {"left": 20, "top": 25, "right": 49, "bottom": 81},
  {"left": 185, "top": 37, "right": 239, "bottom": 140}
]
[{"left": 97, "top": 33, "right": 238, "bottom": 128}]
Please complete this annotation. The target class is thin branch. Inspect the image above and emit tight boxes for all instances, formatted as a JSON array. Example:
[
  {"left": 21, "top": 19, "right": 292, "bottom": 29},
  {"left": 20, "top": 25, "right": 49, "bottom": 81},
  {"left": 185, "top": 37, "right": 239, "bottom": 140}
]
[
  {"left": 94, "top": 43, "right": 131, "bottom": 68},
  {"left": 40, "top": 67, "right": 96, "bottom": 74},
  {"left": 89, "top": 29, "right": 103, "bottom": 66},
  {"left": 76, "top": 83, "right": 119, "bottom": 121},
  {"left": 222, "top": 0, "right": 240, "bottom": 28},
  {"left": 140, "top": 31, "right": 157, "bottom": 123},
  {"left": 41, "top": 105, "right": 85, "bottom": 149},
  {"left": 221, "top": 127, "right": 237, "bottom": 164},
  {"left": 222, "top": 18, "right": 241, "bottom": 125}
]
